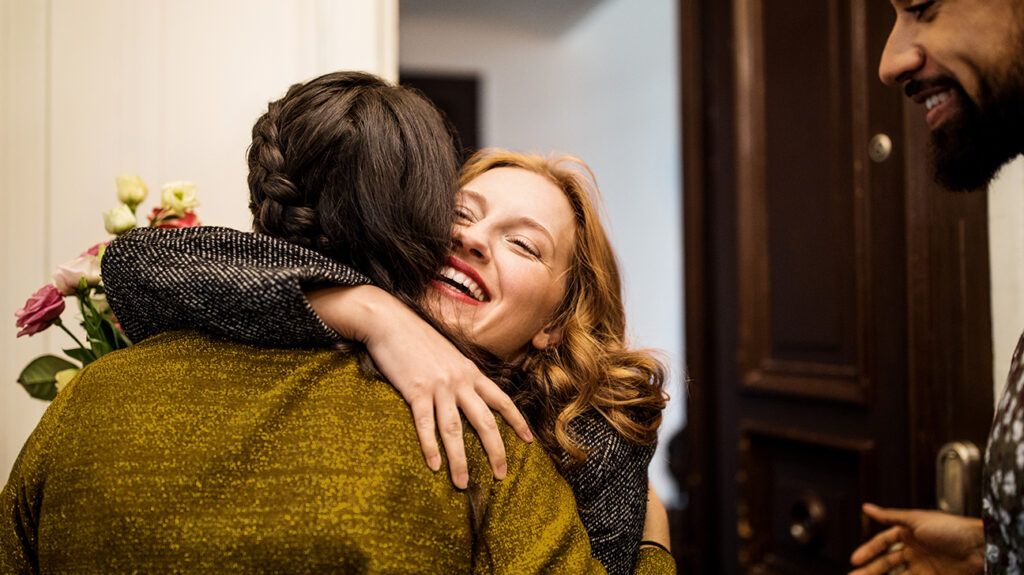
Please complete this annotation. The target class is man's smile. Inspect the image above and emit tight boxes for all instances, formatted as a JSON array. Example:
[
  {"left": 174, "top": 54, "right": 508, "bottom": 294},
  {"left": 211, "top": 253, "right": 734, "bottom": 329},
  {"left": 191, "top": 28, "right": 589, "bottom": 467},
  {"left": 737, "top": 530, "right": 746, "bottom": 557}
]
[
  {"left": 907, "top": 81, "right": 963, "bottom": 130},
  {"left": 923, "top": 88, "right": 958, "bottom": 129}
]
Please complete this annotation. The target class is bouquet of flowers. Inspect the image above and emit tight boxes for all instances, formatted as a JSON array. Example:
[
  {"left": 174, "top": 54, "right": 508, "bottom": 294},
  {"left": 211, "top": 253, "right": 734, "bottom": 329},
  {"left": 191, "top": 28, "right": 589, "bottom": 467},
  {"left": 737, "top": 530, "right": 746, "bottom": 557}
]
[{"left": 14, "top": 176, "right": 201, "bottom": 400}]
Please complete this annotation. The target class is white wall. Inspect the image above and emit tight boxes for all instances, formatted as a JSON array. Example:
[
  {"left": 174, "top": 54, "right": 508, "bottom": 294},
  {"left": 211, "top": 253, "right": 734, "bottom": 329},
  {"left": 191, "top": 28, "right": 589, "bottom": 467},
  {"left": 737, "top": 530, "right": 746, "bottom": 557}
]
[
  {"left": 401, "top": 0, "right": 684, "bottom": 505},
  {"left": 1, "top": 0, "right": 397, "bottom": 483},
  {"left": 990, "top": 156, "right": 1024, "bottom": 400}
]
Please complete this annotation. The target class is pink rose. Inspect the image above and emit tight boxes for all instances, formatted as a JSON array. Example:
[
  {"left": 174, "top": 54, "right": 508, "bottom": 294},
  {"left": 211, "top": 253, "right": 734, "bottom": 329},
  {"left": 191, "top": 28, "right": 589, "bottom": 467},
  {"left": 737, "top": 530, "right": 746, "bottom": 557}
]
[
  {"left": 53, "top": 254, "right": 102, "bottom": 296},
  {"left": 149, "top": 207, "right": 201, "bottom": 229},
  {"left": 15, "top": 285, "right": 65, "bottom": 337},
  {"left": 82, "top": 242, "right": 108, "bottom": 257}
]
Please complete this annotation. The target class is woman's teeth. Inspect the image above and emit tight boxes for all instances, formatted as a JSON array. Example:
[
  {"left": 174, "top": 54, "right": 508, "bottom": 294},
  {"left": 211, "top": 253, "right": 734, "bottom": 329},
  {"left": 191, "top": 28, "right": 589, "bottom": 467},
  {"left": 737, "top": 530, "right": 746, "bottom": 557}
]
[
  {"left": 439, "top": 266, "right": 486, "bottom": 302},
  {"left": 925, "top": 91, "right": 951, "bottom": 111}
]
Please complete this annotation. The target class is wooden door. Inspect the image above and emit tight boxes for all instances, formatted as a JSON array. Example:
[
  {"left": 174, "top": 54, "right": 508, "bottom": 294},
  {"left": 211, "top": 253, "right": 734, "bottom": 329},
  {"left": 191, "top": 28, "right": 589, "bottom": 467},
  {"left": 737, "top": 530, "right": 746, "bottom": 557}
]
[{"left": 675, "top": 1, "right": 994, "bottom": 573}]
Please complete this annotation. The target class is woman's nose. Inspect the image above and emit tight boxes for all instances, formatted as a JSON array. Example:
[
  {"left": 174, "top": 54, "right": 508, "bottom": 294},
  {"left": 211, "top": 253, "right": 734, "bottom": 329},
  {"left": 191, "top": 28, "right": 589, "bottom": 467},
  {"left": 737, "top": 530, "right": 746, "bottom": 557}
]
[{"left": 452, "top": 225, "right": 489, "bottom": 261}]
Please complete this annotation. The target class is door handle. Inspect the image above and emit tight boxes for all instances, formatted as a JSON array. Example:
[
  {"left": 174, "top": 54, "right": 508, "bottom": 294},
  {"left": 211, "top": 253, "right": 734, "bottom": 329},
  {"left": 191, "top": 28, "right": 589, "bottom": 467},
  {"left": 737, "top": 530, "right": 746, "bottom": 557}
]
[
  {"left": 788, "top": 492, "right": 827, "bottom": 546},
  {"left": 936, "top": 441, "right": 982, "bottom": 516}
]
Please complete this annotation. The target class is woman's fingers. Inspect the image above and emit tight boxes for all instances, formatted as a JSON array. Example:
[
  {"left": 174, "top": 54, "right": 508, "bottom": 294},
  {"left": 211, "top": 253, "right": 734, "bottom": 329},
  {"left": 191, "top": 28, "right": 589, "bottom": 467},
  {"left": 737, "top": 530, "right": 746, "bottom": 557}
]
[
  {"left": 409, "top": 396, "right": 442, "bottom": 472},
  {"left": 435, "top": 393, "right": 469, "bottom": 489},
  {"left": 475, "top": 379, "right": 533, "bottom": 443},
  {"left": 851, "top": 525, "right": 904, "bottom": 565},
  {"left": 457, "top": 389, "right": 507, "bottom": 480}
]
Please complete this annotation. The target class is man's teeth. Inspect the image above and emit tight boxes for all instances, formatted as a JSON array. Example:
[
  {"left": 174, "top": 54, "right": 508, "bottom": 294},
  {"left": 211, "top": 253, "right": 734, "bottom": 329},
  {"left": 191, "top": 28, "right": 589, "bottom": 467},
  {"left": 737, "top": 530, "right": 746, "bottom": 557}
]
[
  {"left": 925, "top": 91, "right": 951, "bottom": 111},
  {"left": 439, "top": 266, "right": 486, "bottom": 302}
]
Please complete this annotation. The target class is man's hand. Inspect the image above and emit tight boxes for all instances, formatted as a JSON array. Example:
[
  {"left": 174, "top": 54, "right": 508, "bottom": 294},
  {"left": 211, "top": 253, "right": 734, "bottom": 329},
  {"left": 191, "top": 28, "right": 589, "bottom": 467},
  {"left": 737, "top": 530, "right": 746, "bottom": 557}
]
[{"left": 849, "top": 503, "right": 985, "bottom": 575}]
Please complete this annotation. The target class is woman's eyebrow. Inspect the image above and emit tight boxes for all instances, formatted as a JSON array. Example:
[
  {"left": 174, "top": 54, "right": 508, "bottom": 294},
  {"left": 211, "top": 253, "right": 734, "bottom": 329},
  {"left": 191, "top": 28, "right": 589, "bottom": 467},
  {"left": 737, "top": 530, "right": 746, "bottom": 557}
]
[
  {"left": 513, "top": 217, "right": 555, "bottom": 247},
  {"left": 459, "top": 188, "right": 487, "bottom": 209},
  {"left": 460, "top": 188, "right": 555, "bottom": 247}
]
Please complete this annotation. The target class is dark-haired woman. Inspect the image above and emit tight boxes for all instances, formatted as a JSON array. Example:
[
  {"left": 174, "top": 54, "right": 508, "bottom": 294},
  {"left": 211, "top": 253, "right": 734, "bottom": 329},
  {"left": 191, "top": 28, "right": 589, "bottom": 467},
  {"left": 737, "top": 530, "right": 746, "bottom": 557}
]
[{"left": 96, "top": 73, "right": 671, "bottom": 574}]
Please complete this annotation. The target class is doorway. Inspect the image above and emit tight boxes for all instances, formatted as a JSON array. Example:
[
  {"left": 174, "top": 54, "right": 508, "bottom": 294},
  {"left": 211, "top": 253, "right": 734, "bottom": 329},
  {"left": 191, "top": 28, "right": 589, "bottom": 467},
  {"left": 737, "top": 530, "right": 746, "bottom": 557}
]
[{"left": 678, "top": 0, "right": 994, "bottom": 573}]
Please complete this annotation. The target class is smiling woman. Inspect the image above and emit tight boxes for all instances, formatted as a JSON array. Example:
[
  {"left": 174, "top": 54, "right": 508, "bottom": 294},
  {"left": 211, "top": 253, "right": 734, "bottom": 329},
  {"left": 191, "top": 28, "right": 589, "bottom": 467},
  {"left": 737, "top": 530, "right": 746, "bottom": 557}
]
[
  {"left": 427, "top": 166, "right": 576, "bottom": 359},
  {"left": 442, "top": 150, "right": 668, "bottom": 468}
]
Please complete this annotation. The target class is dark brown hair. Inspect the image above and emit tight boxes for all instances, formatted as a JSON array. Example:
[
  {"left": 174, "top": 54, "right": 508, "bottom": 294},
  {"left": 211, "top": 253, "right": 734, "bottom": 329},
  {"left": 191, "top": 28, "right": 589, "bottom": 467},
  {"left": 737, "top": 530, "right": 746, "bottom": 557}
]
[{"left": 247, "top": 71, "right": 460, "bottom": 300}]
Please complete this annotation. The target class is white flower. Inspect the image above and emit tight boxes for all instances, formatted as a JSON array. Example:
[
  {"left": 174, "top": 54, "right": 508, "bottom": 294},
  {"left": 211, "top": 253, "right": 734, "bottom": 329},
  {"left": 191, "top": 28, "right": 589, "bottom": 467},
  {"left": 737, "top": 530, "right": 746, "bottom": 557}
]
[
  {"left": 54, "top": 368, "right": 79, "bottom": 392},
  {"left": 160, "top": 181, "right": 199, "bottom": 216},
  {"left": 115, "top": 174, "right": 148, "bottom": 207},
  {"left": 103, "top": 204, "right": 137, "bottom": 235},
  {"left": 1005, "top": 470, "right": 1017, "bottom": 497},
  {"left": 53, "top": 254, "right": 102, "bottom": 295},
  {"left": 91, "top": 292, "right": 110, "bottom": 314}
]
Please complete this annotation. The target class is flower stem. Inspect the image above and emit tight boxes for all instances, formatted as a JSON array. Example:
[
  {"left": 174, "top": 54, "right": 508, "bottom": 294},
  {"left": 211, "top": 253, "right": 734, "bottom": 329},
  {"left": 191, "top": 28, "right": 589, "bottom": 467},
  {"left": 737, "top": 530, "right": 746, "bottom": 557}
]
[{"left": 54, "top": 318, "right": 91, "bottom": 356}]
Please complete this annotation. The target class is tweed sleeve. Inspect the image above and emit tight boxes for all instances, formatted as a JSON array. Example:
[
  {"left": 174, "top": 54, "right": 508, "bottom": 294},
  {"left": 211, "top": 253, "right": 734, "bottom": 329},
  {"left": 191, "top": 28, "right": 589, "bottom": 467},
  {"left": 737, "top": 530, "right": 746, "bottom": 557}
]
[
  {"left": 101, "top": 226, "right": 369, "bottom": 347},
  {"left": 563, "top": 412, "right": 657, "bottom": 575}
]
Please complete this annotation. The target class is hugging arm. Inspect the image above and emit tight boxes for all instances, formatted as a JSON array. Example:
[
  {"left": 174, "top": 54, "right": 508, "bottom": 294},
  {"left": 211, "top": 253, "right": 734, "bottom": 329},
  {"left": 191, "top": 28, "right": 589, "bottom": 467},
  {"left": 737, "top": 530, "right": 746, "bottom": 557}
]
[
  {"left": 565, "top": 413, "right": 660, "bottom": 575},
  {"left": 102, "top": 227, "right": 363, "bottom": 346},
  {"left": 101, "top": 226, "right": 532, "bottom": 488}
]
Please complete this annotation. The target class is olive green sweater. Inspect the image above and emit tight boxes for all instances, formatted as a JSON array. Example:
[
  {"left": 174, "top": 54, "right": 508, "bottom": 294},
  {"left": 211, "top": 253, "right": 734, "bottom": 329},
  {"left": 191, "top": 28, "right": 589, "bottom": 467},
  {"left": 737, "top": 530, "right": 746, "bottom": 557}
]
[{"left": 1, "top": 332, "right": 673, "bottom": 574}]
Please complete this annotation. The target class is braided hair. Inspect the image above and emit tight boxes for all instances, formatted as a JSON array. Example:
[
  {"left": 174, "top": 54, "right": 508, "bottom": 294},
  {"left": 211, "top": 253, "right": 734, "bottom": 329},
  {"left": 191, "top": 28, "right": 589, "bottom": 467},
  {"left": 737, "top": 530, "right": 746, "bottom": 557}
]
[{"left": 247, "top": 71, "right": 460, "bottom": 301}]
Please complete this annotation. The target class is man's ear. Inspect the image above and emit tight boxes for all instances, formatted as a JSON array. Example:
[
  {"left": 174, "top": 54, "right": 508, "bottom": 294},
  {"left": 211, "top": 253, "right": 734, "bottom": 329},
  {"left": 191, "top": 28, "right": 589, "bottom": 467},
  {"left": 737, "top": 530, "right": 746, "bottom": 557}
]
[{"left": 531, "top": 323, "right": 564, "bottom": 350}]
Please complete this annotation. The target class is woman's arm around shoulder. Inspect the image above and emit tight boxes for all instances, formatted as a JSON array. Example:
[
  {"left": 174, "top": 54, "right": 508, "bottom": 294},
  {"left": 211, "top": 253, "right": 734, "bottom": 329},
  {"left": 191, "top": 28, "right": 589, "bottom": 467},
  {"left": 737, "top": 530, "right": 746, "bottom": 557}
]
[
  {"left": 101, "top": 226, "right": 367, "bottom": 346},
  {"left": 103, "top": 226, "right": 532, "bottom": 487},
  {"left": 564, "top": 412, "right": 659, "bottom": 575}
]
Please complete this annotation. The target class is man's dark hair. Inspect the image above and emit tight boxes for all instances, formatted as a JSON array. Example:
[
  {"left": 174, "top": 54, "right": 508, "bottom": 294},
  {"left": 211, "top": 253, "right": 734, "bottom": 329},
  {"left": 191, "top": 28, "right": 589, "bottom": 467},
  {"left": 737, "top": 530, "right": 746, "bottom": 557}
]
[{"left": 246, "top": 71, "right": 460, "bottom": 301}]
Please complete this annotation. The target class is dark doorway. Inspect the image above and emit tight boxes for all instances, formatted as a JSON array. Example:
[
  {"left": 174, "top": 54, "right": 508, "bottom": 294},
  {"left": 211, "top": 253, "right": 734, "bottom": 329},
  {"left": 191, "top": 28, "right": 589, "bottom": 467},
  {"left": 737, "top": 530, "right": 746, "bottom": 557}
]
[
  {"left": 676, "top": 0, "right": 994, "bottom": 573},
  {"left": 400, "top": 72, "right": 481, "bottom": 161}
]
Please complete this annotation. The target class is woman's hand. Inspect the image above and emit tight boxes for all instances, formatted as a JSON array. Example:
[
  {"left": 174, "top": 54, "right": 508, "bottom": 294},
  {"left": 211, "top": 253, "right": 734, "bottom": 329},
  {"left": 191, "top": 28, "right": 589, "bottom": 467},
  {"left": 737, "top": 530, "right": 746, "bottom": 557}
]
[
  {"left": 306, "top": 285, "right": 533, "bottom": 490},
  {"left": 642, "top": 482, "right": 671, "bottom": 550},
  {"left": 849, "top": 504, "right": 985, "bottom": 575}
]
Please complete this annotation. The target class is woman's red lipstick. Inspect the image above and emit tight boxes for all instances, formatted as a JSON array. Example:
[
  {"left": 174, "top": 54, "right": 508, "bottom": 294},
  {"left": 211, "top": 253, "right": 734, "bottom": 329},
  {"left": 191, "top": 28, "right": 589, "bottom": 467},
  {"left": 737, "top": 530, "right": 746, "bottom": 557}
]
[{"left": 431, "top": 256, "right": 490, "bottom": 305}]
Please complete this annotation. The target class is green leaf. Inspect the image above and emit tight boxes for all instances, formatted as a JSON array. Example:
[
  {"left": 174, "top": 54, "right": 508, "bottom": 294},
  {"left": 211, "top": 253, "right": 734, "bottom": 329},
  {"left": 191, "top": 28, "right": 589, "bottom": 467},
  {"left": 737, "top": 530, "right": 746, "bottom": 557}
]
[
  {"left": 88, "top": 337, "right": 112, "bottom": 358},
  {"left": 98, "top": 319, "right": 120, "bottom": 349},
  {"left": 108, "top": 319, "right": 132, "bottom": 349},
  {"left": 18, "top": 355, "right": 77, "bottom": 401},
  {"left": 63, "top": 347, "right": 95, "bottom": 366}
]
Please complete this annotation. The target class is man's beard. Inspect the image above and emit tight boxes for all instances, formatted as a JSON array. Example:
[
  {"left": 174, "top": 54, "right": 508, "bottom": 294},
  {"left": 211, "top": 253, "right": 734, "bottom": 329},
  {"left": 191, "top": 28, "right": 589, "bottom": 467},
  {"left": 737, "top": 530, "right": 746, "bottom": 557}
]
[{"left": 929, "top": 59, "right": 1024, "bottom": 192}]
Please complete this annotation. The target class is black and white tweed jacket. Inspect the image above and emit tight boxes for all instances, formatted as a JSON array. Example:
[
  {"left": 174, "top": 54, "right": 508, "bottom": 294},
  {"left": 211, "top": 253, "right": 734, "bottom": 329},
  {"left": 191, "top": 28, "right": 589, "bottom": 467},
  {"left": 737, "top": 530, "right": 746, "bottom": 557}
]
[{"left": 102, "top": 226, "right": 654, "bottom": 575}]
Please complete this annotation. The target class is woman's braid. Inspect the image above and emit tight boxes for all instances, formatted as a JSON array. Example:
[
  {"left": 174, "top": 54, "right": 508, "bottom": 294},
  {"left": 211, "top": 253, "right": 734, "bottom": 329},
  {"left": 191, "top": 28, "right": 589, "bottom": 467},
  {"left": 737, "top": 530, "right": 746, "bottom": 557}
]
[
  {"left": 242, "top": 71, "right": 460, "bottom": 301},
  {"left": 248, "top": 84, "right": 327, "bottom": 251}
]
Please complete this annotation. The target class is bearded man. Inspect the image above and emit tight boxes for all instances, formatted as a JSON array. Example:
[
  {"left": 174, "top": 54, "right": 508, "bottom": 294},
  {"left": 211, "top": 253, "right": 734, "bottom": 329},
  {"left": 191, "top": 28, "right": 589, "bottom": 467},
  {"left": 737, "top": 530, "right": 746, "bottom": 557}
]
[{"left": 850, "top": 1, "right": 1024, "bottom": 574}]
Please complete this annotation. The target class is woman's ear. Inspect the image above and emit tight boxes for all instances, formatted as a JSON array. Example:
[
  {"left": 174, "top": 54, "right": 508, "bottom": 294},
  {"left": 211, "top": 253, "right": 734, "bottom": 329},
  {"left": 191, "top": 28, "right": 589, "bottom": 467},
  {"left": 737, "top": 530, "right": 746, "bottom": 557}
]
[{"left": 531, "top": 323, "right": 564, "bottom": 350}]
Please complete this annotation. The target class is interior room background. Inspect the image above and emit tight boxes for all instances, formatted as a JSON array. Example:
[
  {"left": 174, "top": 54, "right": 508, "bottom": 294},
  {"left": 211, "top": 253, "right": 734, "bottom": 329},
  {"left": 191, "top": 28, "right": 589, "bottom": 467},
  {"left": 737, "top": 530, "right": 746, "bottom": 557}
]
[
  {"left": 0, "top": 0, "right": 687, "bottom": 505},
  {"left": 2, "top": 0, "right": 1022, "bottom": 548}
]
